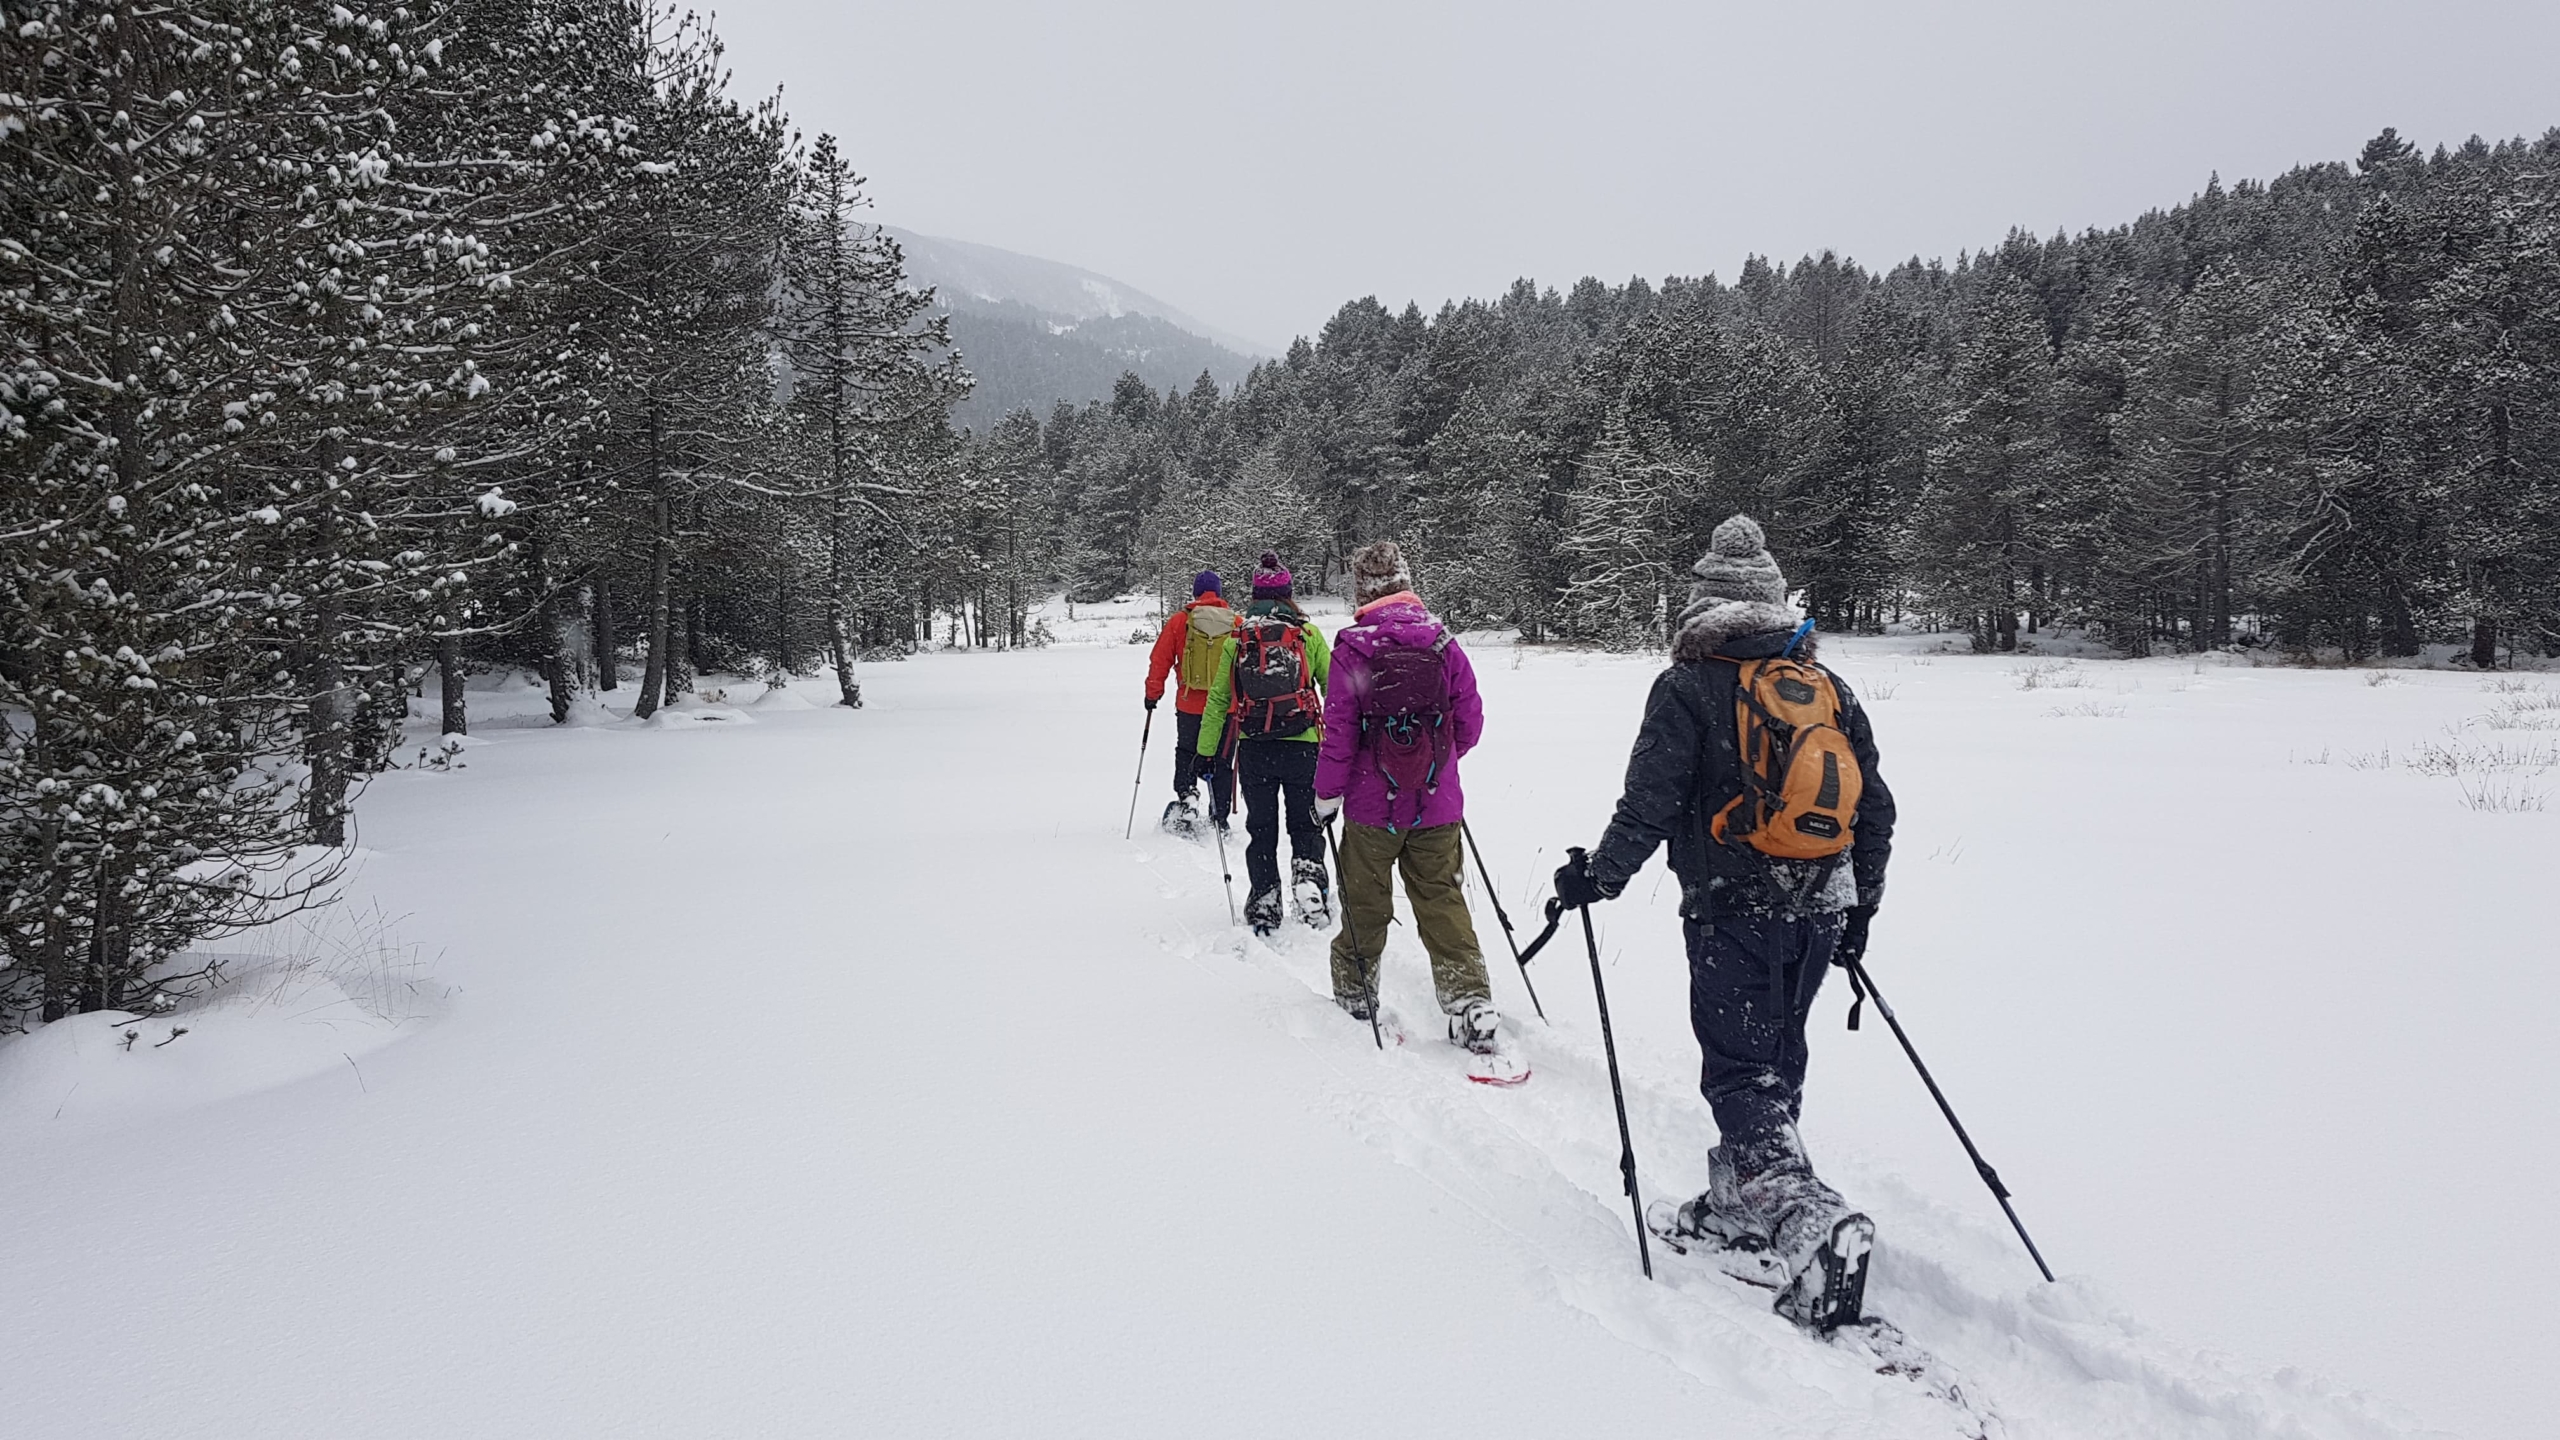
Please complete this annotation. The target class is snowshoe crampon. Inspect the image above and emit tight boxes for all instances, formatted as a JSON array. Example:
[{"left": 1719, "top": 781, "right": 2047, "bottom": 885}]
[{"left": 1774, "top": 1212, "right": 1874, "bottom": 1333}]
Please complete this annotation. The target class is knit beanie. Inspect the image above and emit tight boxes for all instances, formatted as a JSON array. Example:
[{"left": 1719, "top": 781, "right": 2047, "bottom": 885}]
[
  {"left": 1348, "top": 540, "right": 1414, "bottom": 606},
  {"left": 1192, "top": 569, "right": 1222, "bottom": 598},
  {"left": 1684, "top": 515, "right": 1787, "bottom": 610},
  {"left": 1251, "top": 551, "right": 1292, "bottom": 600}
]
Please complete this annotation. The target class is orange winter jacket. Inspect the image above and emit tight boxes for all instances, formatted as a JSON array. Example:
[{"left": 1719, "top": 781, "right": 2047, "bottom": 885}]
[{"left": 1145, "top": 593, "right": 1234, "bottom": 715}]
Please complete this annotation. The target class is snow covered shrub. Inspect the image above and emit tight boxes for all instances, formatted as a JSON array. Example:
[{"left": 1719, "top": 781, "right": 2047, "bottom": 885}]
[
  {"left": 2478, "top": 692, "right": 2560, "bottom": 730},
  {"left": 2013, "top": 661, "right": 2090, "bottom": 691}
]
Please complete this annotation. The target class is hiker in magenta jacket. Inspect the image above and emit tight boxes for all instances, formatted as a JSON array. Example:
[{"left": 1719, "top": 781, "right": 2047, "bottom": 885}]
[{"left": 1314, "top": 541, "right": 1498, "bottom": 1052}]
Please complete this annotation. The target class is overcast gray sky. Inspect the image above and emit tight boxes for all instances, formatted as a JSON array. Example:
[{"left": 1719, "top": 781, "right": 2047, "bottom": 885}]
[{"left": 714, "top": 0, "right": 2560, "bottom": 353}]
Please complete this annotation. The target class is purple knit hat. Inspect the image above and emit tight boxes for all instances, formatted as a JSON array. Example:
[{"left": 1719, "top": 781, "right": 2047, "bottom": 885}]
[
  {"left": 1251, "top": 551, "right": 1292, "bottom": 599},
  {"left": 1192, "top": 569, "right": 1221, "bottom": 597}
]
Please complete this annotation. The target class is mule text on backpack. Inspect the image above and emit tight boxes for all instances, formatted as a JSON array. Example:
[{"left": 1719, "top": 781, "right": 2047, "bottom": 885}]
[
  {"left": 1709, "top": 656, "right": 1862, "bottom": 862},
  {"left": 1360, "top": 631, "right": 1453, "bottom": 833},
  {"left": 1234, "top": 616, "right": 1321, "bottom": 739}
]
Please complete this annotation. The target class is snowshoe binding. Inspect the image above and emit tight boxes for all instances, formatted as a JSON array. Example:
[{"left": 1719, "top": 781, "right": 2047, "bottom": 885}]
[
  {"left": 1773, "top": 1212, "right": 1874, "bottom": 1333},
  {"left": 1448, "top": 999, "right": 1529, "bottom": 1086},
  {"left": 1291, "top": 859, "right": 1331, "bottom": 928},
  {"left": 1448, "top": 998, "right": 1502, "bottom": 1055}
]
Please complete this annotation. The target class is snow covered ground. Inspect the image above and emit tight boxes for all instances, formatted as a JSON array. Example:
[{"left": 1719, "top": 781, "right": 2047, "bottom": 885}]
[{"left": 2, "top": 626, "right": 2549, "bottom": 1438}]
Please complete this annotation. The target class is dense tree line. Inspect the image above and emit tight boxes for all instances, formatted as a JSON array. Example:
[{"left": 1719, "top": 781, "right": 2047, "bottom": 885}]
[
  {"left": 1002, "top": 128, "right": 2560, "bottom": 666},
  {"left": 0, "top": 0, "right": 966, "bottom": 1023}
]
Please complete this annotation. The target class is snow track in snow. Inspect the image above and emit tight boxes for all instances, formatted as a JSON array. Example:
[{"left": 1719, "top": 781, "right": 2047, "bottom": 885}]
[{"left": 1, "top": 641, "right": 2523, "bottom": 1437}]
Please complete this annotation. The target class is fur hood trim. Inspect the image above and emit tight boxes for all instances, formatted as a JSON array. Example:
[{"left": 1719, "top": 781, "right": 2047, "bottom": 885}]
[{"left": 1670, "top": 600, "right": 1817, "bottom": 665}]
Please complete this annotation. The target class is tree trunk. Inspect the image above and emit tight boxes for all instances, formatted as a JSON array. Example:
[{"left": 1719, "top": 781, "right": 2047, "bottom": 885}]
[
  {"left": 667, "top": 587, "right": 695, "bottom": 706},
  {"left": 774, "top": 553, "right": 791, "bottom": 681},
  {"left": 828, "top": 497, "right": 861, "bottom": 707},
  {"left": 595, "top": 582, "right": 619, "bottom": 691},
  {"left": 2382, "top": 586, "right": 2419, "bottom": 658},
  {"left": 304, "top": 494, "right": 351, "bottom": 847},
  {"left": 2471, "top": 616, "right": 2499, "bottom": 670},
  {"left": 532, "top": 542, "right": 580, "bottom": 725},
  {"left": 633, "top": 474, "right": 672, "bottom": 719},
  {"left": 438, "top": 632, "right": 468, "bottom": 735}
]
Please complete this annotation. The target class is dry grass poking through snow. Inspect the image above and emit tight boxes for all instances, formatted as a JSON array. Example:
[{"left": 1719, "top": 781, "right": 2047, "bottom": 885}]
[
  {"left": 2011, "top": 659, "right": 2093, "bottom": 691},
  {"left": 2321, "top": 681, "right": 2560, "bottom": 811}
]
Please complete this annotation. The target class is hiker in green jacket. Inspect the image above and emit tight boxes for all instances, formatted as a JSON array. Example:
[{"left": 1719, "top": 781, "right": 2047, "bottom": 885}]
[{"left": 1197, "top": 552, "right": 1333, "bottom": 936}]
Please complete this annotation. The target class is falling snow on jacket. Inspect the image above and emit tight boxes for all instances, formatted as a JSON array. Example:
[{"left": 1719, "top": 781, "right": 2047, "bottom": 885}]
[
  {"left": 1313, "top": 592, "right": 1483, "bottom": 830},
  {"left": 1586, "top": 600, "right": 1896, "bottom": 920}
]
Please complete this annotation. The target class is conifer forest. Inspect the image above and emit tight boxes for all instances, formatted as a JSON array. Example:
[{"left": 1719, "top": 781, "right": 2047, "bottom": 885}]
[{"left": 4, "top": 0, "right": 2558, "bottom": 1025}]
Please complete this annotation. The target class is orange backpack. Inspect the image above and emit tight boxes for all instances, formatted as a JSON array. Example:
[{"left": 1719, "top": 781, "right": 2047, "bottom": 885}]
[{"left": 1709, "top": 657, "right": 1862, "bottom": 862}]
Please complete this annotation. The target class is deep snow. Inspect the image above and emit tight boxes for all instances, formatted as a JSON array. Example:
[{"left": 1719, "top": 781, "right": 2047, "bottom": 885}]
[{"left": 1, "top": 624, "right": 2548, "bottom": 1438}]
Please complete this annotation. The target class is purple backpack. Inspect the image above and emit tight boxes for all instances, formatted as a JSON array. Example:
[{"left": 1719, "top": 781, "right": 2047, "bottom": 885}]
[{"left": 1359, "top": 631, "right": 1454, "bottom": 833}]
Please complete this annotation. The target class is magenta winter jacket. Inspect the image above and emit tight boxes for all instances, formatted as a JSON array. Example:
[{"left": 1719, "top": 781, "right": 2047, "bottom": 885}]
[{"left": 1314, "top": 593, "right": 1484, "bottom": 829}]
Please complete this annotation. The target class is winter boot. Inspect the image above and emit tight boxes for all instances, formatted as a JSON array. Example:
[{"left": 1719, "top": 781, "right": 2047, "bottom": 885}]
[
  {"left": 1292, "top": 858, "right": 1332, "bottom": 928},
  {"left": 1729, "top": 1128, "right": 1872, "bottom": 1332},
  {"left": 1447, "top": 998, "right": 1501, "bottom": 1054},
  {"left": 1666, "top": 1144, "right": 1772, "bottom": 1251},
  {"left": 1335, "top": 990, "right": 1377, "bottom": 1023},
  {"left": 1244, "top": 885, "right": 1284, "bottom": 937}
]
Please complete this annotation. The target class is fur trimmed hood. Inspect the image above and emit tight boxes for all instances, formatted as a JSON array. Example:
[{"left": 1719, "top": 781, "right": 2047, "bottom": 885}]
[{"left": 1670, "top": 599, "right": 1818, "bottom": 665}]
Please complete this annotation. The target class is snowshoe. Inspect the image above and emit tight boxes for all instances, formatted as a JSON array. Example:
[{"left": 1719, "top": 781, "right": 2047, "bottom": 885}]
[
  {"left": 1647, "top": 1196, "right": 1788, "bottom": 1288},
  {"left": 1335, "top": 990, "right": 1377, "bottom": 1023},
  {"left": 1773, "top": 1212, "right": 1874, "bottom": 1333},
  {"left": 1291, "top": 860, "right": 1331, "bottom": 928},
  {"left": 1245, "top": 885, "right": 1284, "bottom": 937},
  {"left": 1160, "top": 796, "right": 1201, "bottom": 839}
]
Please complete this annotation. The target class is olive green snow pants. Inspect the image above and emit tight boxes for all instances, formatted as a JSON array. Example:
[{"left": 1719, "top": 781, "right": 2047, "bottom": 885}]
[{"left": 1328, "top": 820, "right": 1490, "bottom": 1013}]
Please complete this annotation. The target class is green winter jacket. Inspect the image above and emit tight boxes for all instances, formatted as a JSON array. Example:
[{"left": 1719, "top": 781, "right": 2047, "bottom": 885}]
[{"left": 1196, "top": 600, "right": 1332, "bottom": 755}]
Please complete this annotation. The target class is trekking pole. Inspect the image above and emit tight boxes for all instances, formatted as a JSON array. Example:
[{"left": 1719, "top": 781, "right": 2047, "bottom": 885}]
[
  {"left": 1123, "top": 709, "right": 1155, "bottom": 840},
  {"left": 1210, "top": 727, "right": 1240, "bottom": 924},
  {"left": 1459, "top": 820, "right": 1544, "bottom": 1021},
  {"left": 1840, "top": 954, "right": 2057, "bottom": 1283},
  {"left": 1565, "top": 847, "right": 1651, "bottom": 1280},
  {"left": 1322, "top": 814, "right": 1385, "bottom": 1051}
]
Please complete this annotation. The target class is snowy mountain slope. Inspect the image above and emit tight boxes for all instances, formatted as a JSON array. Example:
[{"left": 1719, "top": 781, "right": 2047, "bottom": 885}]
[
  {"left": 1, "top": 637, "right": 2542, "bottom": 1437},
  {"left": 876, "top": 226, "right": 1266, "bottom": 430},
  {"left": 882, "top": 226, "right": 1276, "bottom": 357}
]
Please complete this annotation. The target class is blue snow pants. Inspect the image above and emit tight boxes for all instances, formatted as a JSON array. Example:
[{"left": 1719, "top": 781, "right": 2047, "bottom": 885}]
[{"left": 1684, "top": 911, "right": 1846, "bottom": 1147}]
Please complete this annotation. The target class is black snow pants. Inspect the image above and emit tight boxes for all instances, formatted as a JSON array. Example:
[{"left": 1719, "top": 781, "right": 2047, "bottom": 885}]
[
  {"left": 1237, "top": 739, "right": 1323, "bottom": 899},
  {"left": 1173, "top": 711, "right": 1233, "bottom": 823},
  {"left": 1684, "top": 910, "right": 1846, "bottom": 1147}
]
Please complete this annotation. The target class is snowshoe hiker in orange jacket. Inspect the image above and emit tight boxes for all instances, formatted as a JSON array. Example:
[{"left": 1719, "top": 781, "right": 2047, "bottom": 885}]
[{"left": 1145, "top": 570, "right": 1237, "bottom": 836}]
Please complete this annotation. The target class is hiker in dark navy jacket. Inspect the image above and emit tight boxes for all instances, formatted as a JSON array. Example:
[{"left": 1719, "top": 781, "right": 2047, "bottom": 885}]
[{"left": 1552, "top": 514, "right": 1895, "bottom": 1328}]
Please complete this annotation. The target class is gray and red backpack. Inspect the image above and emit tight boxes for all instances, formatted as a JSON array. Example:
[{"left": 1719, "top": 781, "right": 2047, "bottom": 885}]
[{"left": 1232, "top": 610, "right": 1322, "bottom": 739}]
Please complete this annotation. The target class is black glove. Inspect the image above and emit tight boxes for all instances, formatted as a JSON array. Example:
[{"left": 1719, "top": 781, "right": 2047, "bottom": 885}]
[
  {"left": 1835, "top": 904, "right": 1877, "bottom": 967},
  {"left": 1145, "top": 695, "right": 1159, "bottom": 712},
  {"left": 1552, "top": 852, "right": 1616, "bottom": 910}
]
